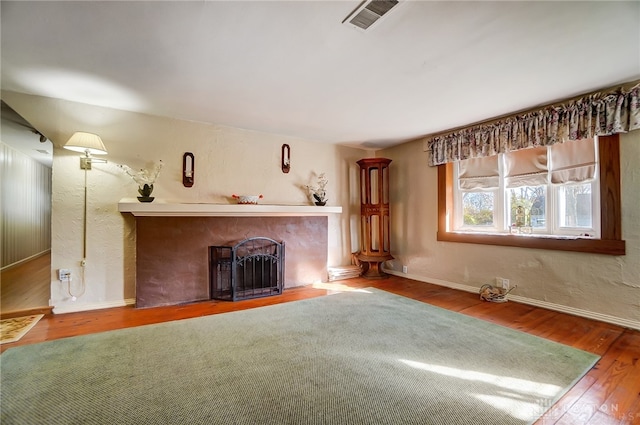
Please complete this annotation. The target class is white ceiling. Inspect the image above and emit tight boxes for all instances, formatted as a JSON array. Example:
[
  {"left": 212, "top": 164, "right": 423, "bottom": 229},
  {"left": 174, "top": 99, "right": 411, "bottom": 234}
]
[{"left": 1, "top": 0, "right": 639, "bottom": 156}]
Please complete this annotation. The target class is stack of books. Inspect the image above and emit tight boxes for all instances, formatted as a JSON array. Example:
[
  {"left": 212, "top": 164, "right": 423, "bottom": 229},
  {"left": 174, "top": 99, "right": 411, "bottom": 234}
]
[{"left": 327, "top": 265, "right": 362, "bottom": 281}]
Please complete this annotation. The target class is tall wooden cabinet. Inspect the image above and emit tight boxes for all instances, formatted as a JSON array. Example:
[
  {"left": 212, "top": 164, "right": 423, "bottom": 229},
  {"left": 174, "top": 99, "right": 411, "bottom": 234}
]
[{"left": 356, "top": 158, "right": 393, "bottom": 278}]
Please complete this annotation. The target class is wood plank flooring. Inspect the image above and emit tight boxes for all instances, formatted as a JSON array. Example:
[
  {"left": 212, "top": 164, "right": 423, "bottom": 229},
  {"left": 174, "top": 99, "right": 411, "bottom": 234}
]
[
  {"left": 1, "top": 275, "right": 639, "bottom": 424},
  {"left": 0, "top": 251, "right": 52, "bottom": 318}
]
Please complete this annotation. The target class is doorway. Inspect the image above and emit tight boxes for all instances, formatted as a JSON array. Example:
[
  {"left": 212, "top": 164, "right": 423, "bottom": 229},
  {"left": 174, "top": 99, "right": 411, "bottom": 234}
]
[{"left": 0, "top": 101, "right": 52, "bottom": 317}]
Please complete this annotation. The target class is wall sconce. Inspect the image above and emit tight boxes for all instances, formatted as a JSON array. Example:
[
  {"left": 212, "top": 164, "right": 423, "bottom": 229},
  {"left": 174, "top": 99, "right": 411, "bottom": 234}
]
[
  {"left": 183, "top": 152, "right": 195, "bottom": 187},
  {"left": 62, "top": 131, "right": 108, "bottom": 266},
  {"left": 63, "top": 132, "right": 108, "bottom": 170},
  {"left": 281, "top": 144, "right": 291, "bottom": 173}
]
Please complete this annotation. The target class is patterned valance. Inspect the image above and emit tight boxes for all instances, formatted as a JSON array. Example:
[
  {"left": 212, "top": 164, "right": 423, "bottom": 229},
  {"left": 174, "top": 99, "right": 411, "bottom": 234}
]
[{"left": 426, "top": 82, "right": 640, "bottom": 166}]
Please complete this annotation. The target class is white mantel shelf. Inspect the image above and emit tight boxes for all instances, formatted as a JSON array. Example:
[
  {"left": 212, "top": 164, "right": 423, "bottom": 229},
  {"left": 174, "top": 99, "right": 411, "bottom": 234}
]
[{"left": 118, "top": 199, "right": 342, "bottom": 217}]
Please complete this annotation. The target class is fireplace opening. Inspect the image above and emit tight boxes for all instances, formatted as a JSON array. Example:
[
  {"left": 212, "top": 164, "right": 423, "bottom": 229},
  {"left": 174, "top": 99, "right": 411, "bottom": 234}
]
[{"left": 209, "top": 237, "right": 285, "bottom": 301}]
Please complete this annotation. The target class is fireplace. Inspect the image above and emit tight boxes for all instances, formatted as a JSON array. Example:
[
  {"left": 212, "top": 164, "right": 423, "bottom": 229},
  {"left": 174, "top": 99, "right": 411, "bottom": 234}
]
[
  {"left": 209, "top": 237, "right": 284, "bottom": 301},
  {"left": 119, "top": 201, "right": 341, "bottom": 308}
]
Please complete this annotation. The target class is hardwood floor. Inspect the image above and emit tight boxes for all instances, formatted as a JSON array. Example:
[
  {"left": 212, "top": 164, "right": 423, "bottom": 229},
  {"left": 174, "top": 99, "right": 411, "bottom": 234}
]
[
  {"left": 0, "top": 251, "right": 52, "bottom": 318},
  {"left": 1, "top": 275, "right": 639, "bottom": 424}
]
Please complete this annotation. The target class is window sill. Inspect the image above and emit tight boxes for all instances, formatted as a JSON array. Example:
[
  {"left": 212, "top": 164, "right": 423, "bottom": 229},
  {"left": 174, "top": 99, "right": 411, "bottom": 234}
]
[{"left": 437, "top": 231, "right": 625, "bottom": 255}]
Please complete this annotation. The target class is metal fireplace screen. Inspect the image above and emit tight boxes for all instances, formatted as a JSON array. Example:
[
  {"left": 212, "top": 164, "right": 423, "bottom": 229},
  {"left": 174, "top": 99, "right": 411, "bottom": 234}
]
[{"left": 209, "top": 237, "right": 284, "bottom": 301}]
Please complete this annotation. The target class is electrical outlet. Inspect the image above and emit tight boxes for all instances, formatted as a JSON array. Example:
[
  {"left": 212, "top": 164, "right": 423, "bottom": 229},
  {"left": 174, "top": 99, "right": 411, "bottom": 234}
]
[
  {"left": 495, "top": 277, "right": 510, "bottom": 291},
  {"left": 402, "top": 265, "right": 408, "bottom": 274},
  {"left": 58, "top": 269, "right": 71, "bottom": 282},
  {"left": 501, "top": 278, "right": 510, "bottom": 291}
]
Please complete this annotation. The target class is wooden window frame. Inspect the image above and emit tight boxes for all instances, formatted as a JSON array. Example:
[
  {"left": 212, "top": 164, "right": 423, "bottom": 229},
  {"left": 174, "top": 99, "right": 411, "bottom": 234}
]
[{"left": 437, "top": 134, "right": 625, "bottom": 255}]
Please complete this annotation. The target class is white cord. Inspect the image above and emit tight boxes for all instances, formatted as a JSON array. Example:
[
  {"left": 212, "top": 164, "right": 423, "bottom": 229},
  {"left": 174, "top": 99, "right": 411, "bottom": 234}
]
[{"left": 67, "top": 259, "right": 87, "bottom": 300}]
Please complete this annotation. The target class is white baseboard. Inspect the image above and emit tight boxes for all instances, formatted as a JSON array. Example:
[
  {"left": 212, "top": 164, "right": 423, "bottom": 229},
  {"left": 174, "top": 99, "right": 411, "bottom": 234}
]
[
  {"left": 384, "top": 269, "right": 640, "bottom": 331},
  {"left": 52, "top": 298, "right": 136, "bottom": 314}
]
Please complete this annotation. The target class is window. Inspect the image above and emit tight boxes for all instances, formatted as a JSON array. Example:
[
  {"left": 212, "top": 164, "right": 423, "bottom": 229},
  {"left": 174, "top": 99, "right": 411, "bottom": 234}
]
[
  {"left": 437, "top": 134, "right": 625, "bottom": 255},
  {"left": 453, "top": 138, "right": 599, "bottom": 238}
]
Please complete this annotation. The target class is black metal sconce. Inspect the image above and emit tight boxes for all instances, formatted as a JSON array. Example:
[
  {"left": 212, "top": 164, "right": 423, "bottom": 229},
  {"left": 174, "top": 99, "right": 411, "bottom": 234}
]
[
  {"left": 282, "top": 144, "right": 290, "bottom": 173},
  {"left": 183, "top": 152, "right": 194, "bottom": 187}
]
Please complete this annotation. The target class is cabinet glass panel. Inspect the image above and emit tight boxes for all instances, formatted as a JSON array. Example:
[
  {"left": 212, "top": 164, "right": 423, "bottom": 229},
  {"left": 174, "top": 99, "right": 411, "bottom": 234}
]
[
  {"left": 361, "top": 168, "right": 367, "bottom": 203},
  {"left": 361, "top": 215, "right": 369, "bottom": 250},
  {"left": 383, "top": 215, "right": 390, "bottom": 252},
  {"left": 370, "top": 167, "right": 379, "bottom": 205},
  {"left": 383, "top": 166, "right": 389, "bottom": 204},
  {"left": 371, "top": 215, "right": 380, "bottom": 251}
]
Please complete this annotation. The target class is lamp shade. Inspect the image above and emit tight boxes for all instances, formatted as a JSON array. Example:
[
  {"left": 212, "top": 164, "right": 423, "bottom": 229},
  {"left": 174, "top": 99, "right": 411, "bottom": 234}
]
[{"left": 64, "top": 132, "right": 107, "bottom": 155}]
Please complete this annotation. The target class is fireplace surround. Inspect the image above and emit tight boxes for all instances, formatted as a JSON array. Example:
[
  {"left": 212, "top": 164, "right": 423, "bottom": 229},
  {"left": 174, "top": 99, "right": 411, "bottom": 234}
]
[{"left": 119, "top": 200, "right": 342, "bottom": 308}]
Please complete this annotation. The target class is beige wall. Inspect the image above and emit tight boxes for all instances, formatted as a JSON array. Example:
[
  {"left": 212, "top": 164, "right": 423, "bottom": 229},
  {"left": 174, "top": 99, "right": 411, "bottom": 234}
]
[
  {"left": 3, "top": 91, "right": 368, "bottom": 313},
  {"left": 0, "top": 142, "right": 52, "bottom": 267},
  {"left": 380, "top": 131, "right": 640, "bottom": 327},
  {"left": 5, "top": 89, "right": 638, "bottom": 326}
]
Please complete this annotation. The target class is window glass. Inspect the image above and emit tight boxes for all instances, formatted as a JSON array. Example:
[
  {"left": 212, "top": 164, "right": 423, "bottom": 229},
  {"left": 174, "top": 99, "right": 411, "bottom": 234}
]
[
  {"left": 453, "top": 139, "right": 599, "bottom": 238},
  {"left": 508, "top": 186, "right": 546, "bottom": 229},
  {"left": 559, "top": 184, "right": 592, "bottom": 228},
  {"left": 462, "top": 192, "right": 494, "bottom": 227}
]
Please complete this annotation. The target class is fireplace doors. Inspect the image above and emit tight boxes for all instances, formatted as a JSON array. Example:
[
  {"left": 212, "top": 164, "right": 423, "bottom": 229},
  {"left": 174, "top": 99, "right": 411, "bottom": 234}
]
[{"left": 209, "top": 237, "right": 284, "bottom": 301}]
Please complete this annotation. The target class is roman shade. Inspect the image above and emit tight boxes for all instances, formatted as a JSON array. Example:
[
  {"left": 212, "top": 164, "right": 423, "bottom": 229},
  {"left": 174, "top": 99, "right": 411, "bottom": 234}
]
[
  {"left": 549, "top": 138, "right": 596, "bottom": 184},
  {"left": 459, "top": 138, "right": 596, "bottom": 189},
  {"left": 504, "top": 146, "right": 548, "bottom": 188},
  {"left": 458, "top": 155, "right": 499, "bottom": 190}
]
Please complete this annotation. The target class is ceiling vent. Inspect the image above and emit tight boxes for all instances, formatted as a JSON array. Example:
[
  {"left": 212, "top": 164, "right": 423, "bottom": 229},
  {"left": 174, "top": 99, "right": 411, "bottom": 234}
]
[{"left": 343, "top": 0, "right": 400, "bottom": 31}]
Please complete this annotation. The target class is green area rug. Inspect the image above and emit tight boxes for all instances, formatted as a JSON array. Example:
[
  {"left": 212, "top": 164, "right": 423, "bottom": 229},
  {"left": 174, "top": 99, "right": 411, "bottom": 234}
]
[{"left": 0, "top": 288, "right": 598, "bottom": 424}]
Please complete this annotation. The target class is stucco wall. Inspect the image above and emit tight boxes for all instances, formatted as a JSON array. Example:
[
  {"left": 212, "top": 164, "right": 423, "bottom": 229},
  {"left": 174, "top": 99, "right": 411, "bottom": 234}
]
[
  {"left": 3, "top": 92, "right": 368, "bottom": 313},
  {"left": 380, "top": 131, "right": 640, "bottom": 326},
  {"left": 6, "top": 89, "right": 638, "bottom": 324}
]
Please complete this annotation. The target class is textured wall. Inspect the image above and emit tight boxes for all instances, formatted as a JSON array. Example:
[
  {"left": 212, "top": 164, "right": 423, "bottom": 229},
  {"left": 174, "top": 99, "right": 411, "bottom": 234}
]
[
  {"left": 3, "top": 92, "right": 368, "bottom": 313},
  {"left": 135, "top": 216, "right": 328, "bottom": 308},
  {"left": 380, "top": 131, "right": 640, "bottom": 324},
  {"left": 14, "top": 87, "right": 638, "bottom": 323}
]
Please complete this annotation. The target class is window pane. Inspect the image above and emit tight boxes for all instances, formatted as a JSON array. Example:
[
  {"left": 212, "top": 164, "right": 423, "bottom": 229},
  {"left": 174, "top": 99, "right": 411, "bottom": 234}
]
[
  {"left": 508, "top": 186, "right": 546, "bottom": 228},
  {"left": 462, "top": 192, "right": 494, "bottom": 226},
  {"left": 559, "top": 184, "right": 592, "bottom": 228}
]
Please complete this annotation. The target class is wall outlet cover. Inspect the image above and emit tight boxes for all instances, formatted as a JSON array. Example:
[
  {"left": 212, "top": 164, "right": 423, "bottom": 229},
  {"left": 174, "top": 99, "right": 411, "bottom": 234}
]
[{"left": 58, "top": 269, "right": 71, "bottom": 281}]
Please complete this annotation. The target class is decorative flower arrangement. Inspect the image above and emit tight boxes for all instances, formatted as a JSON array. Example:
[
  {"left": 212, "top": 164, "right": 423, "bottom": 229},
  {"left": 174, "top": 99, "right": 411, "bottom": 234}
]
[
  {"left": 118, "top": 160, "right": 163, "bottom": 199},
  {"left": 305, "top": 172, "right": 328, "bottom": 205}
]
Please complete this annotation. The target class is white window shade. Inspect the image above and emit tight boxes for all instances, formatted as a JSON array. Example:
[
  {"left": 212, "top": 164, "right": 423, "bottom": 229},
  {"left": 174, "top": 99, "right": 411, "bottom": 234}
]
[
  {"left": 549, "top": 138, "right": 596, "bottom": 184},
  {"left": 458, "top": 155, "right": 500, "bottom": 190},
  {"left": 504, "top": 146, "right": 548, "bottom": 188}
]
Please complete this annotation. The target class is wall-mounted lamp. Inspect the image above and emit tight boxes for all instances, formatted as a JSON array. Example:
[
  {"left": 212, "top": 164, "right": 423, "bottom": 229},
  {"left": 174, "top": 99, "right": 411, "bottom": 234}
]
[
  {"left": 63, "top": 132, "right": 108, "bottom": 170},
  {"left": 282, "top": 144, "right": 291, "bottom": 173},
  {"left": 61, "top": 131, "right": 108, "bottom": 293},
  {"left": 183, "top": 152, "right": 195, "bottom": 187}
]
